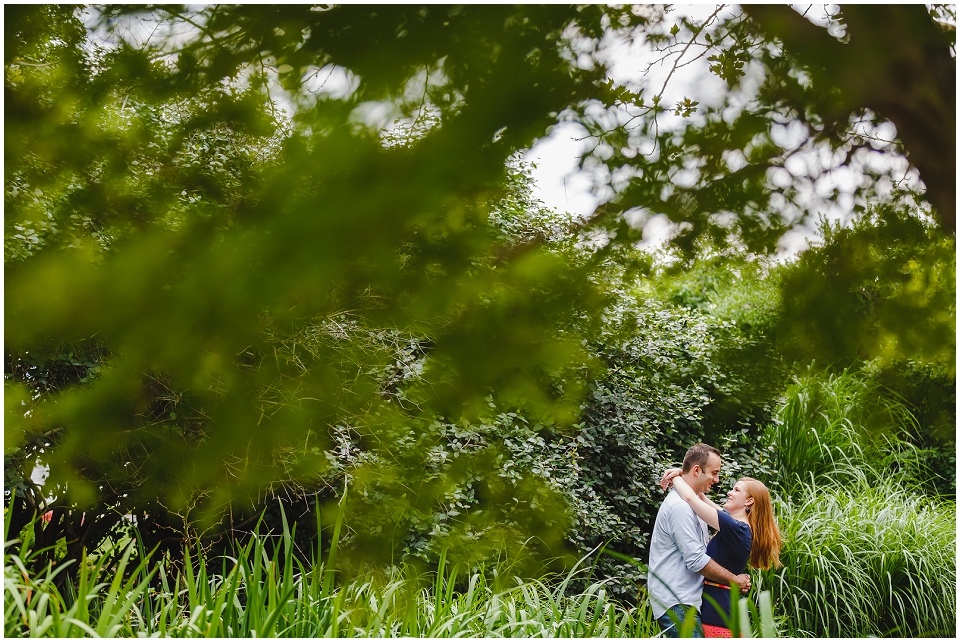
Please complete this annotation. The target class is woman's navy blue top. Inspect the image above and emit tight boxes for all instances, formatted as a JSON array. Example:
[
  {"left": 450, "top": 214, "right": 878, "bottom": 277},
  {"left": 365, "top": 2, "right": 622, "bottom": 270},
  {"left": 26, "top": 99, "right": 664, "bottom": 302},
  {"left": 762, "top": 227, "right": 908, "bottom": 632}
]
[{"left": 701, "top": 509, "right": 752, "bottom": 627}]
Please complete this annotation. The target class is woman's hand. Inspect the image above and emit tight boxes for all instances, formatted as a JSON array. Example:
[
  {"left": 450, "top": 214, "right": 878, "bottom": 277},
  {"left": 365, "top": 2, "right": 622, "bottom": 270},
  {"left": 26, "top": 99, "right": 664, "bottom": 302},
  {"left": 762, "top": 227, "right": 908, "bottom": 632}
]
[
  {"left": 660, "top": 467, "right": 682, "bottom": 490},
  {"left": 734, "top": 574, "right": 751, "bottom": 593}
]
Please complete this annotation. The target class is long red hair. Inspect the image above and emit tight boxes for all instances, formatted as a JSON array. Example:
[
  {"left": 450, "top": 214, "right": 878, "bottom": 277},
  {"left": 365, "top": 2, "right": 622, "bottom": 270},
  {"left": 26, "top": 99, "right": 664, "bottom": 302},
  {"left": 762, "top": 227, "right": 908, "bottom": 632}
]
[{"left": 740, "top": 477, "right": 782, "bottom": 570}]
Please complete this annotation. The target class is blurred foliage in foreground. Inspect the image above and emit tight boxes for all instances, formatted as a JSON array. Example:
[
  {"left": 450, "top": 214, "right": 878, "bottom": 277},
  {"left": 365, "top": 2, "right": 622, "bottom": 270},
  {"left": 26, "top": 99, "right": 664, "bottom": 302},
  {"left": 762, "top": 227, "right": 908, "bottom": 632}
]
[{"left": 4, "top": 4, "right": 954, "bottom": 585}]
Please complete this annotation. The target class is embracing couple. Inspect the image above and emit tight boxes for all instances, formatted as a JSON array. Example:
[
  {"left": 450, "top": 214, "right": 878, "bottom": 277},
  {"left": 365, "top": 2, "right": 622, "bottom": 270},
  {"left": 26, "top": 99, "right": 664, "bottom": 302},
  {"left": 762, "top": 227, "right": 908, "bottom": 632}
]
[{"left": 648, "top": 443, "right": 782, "bottom": 638}]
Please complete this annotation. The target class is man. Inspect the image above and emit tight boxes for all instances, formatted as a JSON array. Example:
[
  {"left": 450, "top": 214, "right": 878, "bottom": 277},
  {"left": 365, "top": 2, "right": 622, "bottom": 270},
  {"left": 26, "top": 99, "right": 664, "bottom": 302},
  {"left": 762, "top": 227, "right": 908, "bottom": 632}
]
[{"left": 648, "top": 443, "right": 750, "bottom": 637}]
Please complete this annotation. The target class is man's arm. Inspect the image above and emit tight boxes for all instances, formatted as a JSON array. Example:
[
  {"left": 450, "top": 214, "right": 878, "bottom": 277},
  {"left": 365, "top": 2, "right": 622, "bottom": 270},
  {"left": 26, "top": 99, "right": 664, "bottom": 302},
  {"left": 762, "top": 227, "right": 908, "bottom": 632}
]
[{"left": 699, "top": 559, "right": 750, "bottom": 593}]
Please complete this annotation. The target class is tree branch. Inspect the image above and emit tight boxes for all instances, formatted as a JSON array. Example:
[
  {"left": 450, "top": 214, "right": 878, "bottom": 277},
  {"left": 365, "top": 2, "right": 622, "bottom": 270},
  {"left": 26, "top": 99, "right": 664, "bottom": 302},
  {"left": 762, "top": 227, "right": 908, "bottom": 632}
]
[{"left": 743, "top": 4, "right": 956, "bottom": 233}]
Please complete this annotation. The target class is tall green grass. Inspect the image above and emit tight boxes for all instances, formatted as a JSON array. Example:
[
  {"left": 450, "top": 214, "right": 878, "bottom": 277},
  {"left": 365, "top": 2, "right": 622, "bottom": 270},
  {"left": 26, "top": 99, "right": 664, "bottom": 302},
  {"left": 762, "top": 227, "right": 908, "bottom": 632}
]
[
  {"left": 764, "top": 479, "right": 955, "bottom": 637},
  {"left": 762, "top": 367, "right": 956, "bottom": 637},
  {"left": 5, "top": 516, "right": 787, "bottom": 637},
  {"left": 5, "top": 518, "right": 666, "bottom": 637},
  {"left": 770, "top": 368, "right": 933, "bottom": 492}
]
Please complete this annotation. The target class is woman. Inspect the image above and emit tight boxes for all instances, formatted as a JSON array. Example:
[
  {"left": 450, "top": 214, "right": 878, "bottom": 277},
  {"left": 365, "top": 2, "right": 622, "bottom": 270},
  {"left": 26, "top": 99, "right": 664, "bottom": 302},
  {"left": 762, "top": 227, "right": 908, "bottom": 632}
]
[{"left": 661, "top": 469, "right": 782, "bottom": 638}]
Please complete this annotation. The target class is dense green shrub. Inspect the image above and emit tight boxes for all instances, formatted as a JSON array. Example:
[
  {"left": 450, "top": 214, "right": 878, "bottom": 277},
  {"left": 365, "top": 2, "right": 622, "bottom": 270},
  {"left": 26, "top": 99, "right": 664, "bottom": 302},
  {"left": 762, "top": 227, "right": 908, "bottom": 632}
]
[
  {"left": 279, "top": 290, "right": 782, "bottom": 598},
  {"left": 359, "top": 286, "right": 788, "bottom": 590},
  {"left": 560, "top": 290, "right": 781, "bottom": 596}
]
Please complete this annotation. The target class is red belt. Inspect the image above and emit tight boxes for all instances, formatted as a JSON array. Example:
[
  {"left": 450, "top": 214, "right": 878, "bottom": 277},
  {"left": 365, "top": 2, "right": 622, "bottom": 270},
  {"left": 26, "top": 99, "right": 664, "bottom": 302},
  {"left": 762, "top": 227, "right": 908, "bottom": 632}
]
[{"left": 704, "top": 580, "right": 730, "bottom": 590}]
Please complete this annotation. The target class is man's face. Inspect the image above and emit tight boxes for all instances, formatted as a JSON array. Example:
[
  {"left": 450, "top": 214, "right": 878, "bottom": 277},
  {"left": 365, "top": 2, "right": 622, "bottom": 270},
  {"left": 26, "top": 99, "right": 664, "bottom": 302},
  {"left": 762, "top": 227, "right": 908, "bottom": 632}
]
[{"left": 694, "top": 453, "right": 722, "bottom": 494}]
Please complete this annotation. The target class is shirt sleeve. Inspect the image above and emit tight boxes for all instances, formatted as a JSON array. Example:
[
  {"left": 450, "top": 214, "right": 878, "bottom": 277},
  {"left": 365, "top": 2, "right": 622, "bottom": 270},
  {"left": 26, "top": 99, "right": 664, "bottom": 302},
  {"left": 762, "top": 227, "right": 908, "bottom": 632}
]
[
  {"left": 668, "top": 502, "right": 711, "bottom": 573},
  {"left": 717, "top": 510, "right": 751, "bottom": 539}
]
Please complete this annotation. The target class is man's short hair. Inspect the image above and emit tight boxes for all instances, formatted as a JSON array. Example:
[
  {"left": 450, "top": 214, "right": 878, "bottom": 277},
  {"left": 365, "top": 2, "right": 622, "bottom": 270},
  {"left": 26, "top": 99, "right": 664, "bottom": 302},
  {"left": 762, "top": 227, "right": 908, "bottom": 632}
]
[{"left": 681, "top": 443, "right": 721, "bottom": 473}]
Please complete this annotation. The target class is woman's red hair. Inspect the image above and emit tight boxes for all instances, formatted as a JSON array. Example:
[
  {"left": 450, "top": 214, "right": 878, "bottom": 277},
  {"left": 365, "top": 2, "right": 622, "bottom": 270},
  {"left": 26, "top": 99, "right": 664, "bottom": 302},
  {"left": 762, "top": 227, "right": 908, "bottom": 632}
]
[{"left": 740, "top": 477, "right": 782, "bottom": 570}]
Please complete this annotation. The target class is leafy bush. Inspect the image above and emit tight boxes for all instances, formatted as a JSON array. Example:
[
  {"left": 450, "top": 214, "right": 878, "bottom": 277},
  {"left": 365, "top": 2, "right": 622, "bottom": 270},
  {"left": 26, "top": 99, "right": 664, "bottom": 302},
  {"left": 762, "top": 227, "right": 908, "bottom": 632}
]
[
  {"left": 254, "top": 292, "right": 779, "bottom": 599},
  {"left": 561, "top": 290, "right": 781, "bottom": 595}
]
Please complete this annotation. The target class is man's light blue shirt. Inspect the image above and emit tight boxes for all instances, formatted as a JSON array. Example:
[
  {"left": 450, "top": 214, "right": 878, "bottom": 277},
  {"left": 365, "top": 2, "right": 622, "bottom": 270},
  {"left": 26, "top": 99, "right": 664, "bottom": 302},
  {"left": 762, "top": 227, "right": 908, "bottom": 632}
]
[{"left": 648, "top": 487, "right": 711, "bottom": 619}]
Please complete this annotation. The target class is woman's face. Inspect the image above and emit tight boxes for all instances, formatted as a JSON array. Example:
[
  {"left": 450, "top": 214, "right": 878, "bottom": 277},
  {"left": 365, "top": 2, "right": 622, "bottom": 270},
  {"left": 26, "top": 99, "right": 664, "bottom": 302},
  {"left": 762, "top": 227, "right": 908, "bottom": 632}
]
[{"left": 723, "top": 480, "right": 754, "bottom": 513}]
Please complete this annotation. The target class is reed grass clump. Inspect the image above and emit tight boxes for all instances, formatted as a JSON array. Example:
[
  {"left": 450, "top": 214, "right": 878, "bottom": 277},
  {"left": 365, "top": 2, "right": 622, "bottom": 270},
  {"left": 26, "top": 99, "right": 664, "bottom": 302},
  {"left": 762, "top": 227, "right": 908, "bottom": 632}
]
[
  {"left": 764, "top": 478, "right": 956, "bottom": 637},
  {"left": 771, "top": 368, "right": 934, "bottom": 493},
  {"left": 760, "top": 367, "right": 956, "bottom": 637}
]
